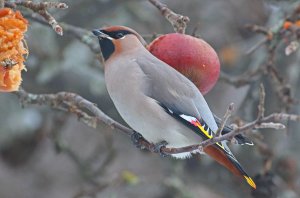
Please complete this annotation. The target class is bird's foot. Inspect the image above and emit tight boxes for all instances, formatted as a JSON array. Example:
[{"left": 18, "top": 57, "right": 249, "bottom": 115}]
[
  {"left": 131, "top": 131, "right": 146, "bottom": 150},
  {"left": 131, "top": 132, "right": 169, "bottom": 157},
  {"left": 151, "top": 141, "right": 169, "bottom": 157}
]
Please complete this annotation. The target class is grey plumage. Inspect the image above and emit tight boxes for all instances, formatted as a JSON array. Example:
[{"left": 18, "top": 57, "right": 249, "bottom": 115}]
[
  {"left": 104, "top": 40, "right": 221, "bottom": 158},
  {"left": 137, "top": 54, "right": 219, "bottom": 132},
  {"left": 92, "top": 26, "right": 256, "bottom": 188}
]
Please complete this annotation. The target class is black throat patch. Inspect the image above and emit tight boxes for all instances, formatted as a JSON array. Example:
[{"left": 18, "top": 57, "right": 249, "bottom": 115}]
[
  {"left": 99, "top": 39, "right": 115, "bottom": 61},
  {"left": 98, "top": 30, "right": 133, "bottom": 61}
]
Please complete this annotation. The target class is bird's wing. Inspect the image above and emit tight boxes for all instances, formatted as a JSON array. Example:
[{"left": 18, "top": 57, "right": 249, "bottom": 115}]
[
  {"left": 160, "top": 103, "right": 226, "bottom": 150},
  {"left": 136, "top": 56, "right": 256, "bottom": 189},
  {"left": 160, "top": 103, "right": 256, "bottom": 189},
  {"left": 136, "top": 55, "right": 218, "bottom": 132}
]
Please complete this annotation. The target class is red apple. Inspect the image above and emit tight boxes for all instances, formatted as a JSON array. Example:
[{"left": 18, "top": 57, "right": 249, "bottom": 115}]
[{"left": 148, "top": 33, "right": 220, "bottom": 95}]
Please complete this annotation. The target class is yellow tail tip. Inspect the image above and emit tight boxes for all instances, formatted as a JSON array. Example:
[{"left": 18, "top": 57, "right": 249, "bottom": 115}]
[{"left": 244, "top": 176, "right": 256, "bottom": 189}]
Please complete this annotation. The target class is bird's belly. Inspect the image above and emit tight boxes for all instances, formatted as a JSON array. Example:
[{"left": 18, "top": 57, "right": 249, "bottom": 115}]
[
  {"left": 112, "top": 96, "right": 171, "bottom": 143},
  {"left": 112, "top": 95, "right": 203, "bottom": 158}
]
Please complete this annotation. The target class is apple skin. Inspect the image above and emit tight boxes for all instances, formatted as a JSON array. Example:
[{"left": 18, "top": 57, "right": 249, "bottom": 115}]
[{"left": 148, "top": 33, "right": 220, "bottom": 95}]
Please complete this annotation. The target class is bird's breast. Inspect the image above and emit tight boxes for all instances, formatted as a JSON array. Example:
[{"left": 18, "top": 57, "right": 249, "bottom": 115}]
[{"left": 104, "top": 57, "right": 153, "bottom": 130}]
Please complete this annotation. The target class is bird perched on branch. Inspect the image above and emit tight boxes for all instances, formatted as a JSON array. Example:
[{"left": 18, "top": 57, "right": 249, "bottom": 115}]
[{"left": 92, "top": 26, "right": 256, "bottom": 189}]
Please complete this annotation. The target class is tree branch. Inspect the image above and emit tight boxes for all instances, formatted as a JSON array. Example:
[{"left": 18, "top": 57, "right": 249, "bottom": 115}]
[
  {"left": 5, "top": 1, "right": 68, "bottom": 35},
  {"left": 215, "top": 103, "right": 234, "bottom": 137},
  {"left": 219, "top": 68, "right": 264, "bottom": 88},
  {"left": 15, "top": 88, "right": 133, "bottom": 135},
  {"left": 23, "top": 13, "right": 104, "bottom": 65},
  {"left": 257, "top": 84, "right": 265, "bottom": 120},
  {"left": 221, "top": 3, "right": 300, "bottom": 102},
  {"left": 148, "top": 0, "right": 189, "bottom": 34},
  {"left": 14, "top": 88, "right": 300, "bottom": 156}
]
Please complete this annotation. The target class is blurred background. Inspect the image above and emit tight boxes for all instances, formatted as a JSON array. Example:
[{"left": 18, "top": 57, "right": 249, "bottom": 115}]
[{"left": 1, "top": 0, "right": 300, "bottom": 197}]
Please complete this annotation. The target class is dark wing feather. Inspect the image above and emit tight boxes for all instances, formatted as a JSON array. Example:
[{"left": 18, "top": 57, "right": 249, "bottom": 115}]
[
  {"left": 160, "top": 104, "right": 255, "bottom": 188},
  {"left": 136, "top": 56, "right": 218, "bottom": 131},
  {"left": 160, "top": 104, "right": 229, "bottom": 153}
]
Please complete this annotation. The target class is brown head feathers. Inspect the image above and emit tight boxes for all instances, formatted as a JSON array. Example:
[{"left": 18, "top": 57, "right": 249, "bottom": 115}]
[{"left": 93, "top": 26, "right": 147, "bottom": 61}]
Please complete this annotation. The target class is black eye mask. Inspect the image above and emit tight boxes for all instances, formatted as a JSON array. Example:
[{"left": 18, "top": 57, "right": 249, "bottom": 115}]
[
  {"left": 101, "top": 30, "right": 132, "bottom": 39},
  {"left": 95, "top": 29, "right": 134, "bottom": 61}
]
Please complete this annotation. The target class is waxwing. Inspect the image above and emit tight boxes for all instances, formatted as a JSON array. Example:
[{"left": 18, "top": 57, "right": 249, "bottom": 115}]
[{"left": 92, "top": 26, "right": 256, "bottom": 189}]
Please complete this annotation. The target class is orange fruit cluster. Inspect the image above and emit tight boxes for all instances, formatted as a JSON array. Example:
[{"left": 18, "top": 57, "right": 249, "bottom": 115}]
[
  {"left": 283, "top": 20, "right": 300, "bottom": 30},
  {"left": 0, "top": 8, "right": 28, "bottom": 92}
]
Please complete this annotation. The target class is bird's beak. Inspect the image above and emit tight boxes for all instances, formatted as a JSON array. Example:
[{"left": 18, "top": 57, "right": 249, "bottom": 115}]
[{"left": 92, "top": 29, "right": 113, "bottom": 40}]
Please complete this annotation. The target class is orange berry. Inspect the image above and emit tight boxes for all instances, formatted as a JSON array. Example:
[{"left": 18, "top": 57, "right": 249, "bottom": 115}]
[{"left": 283, "top": 21, "right": 293, "bottom": 30}]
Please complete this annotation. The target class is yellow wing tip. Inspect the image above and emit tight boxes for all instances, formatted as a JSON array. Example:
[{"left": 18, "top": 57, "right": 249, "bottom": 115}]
[{"left": 244, "top": 175, "right": 256, "bottom": 189}]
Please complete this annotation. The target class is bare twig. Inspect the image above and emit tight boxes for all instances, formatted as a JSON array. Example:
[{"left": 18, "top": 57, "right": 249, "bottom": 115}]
[
  {"left": 215, "top": 103, "right": 234, "bottom": 137},
  {"left": 223, "top": 9, "right": 299, "bottom": 113},
  {"left": 24, "top": 14, "right": 104, "bottom": 65},
  {"left": 6, "top": 1, "right": 68, "bottom": 35},
  {"left": 256, "top": 122, "right": 285, "bottom": 129},
  {"left": 245, "top": 24, "right": 273, "bottom": 39},
  {"left": 14, "top": 88, "right": 300, "bottom": 156},
  {"left": 266, "top": 65, "right": 298, "bottom": 110},
  {"left": 257, "top": 84, "right": 265, "bottom": 120},
  {"left": 193, "top": 112, "right": 296, "bottom": 150},
  {"left": 219, "top": 68, "right": 264, "bottom": 87},
  {"left": 242, "top": 4, "right": 300, "bottom": 112},
  {"left": 15, "top": 88, "right": 133, "bottom": 135},
  {"left": 148, "top": 0, "right": 189, "bottom": 34},
  {"left": 246, "top": 37, "right": 269, "bottom": 55}
]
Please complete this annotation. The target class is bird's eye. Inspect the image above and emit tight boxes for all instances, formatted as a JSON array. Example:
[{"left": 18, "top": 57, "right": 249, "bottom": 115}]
[{"left": 116, "top": 32, "right": 124, "bottom": 39}]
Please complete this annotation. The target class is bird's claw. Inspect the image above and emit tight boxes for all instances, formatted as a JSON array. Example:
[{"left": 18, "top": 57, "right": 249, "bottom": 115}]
[
  {"left": 131, "top": 132, "right": 169, "bottom": 157},
  {"left": 131, "top": 131, "right": 145, "bottom": 149},
  {"left": 151, "top": 140, "right": 169, "bottom": 157}
]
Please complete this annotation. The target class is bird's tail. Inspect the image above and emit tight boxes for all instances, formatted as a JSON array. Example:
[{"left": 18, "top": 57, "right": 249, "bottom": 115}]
[
  {"left": 204, "top": 145, "right": 256, "bottom": 189},
  {"left": 159, "top": 105, "right": 256, "bottom": 188}
]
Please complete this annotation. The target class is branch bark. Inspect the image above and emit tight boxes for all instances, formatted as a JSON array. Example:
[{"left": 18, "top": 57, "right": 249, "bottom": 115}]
[
  {"left": 215, "top": 103, "right": 234, "bottom": 137},
  {"left": 15, "top": 88, "right": 133, "bottom": 135},
  {"left": 5, "top": 1, "right": 68, "bottom": 35},
  {"left": 14, "top": 88, "right": 300, "bottom": 156},
  {"left": 148, "top": 0, "right": 189, "bottom": 34}
]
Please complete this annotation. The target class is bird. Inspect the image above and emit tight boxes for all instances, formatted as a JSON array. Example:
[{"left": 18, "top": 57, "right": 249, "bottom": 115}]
[{"left": 92, "top": 26, "right": 256, "bottom": 189}]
